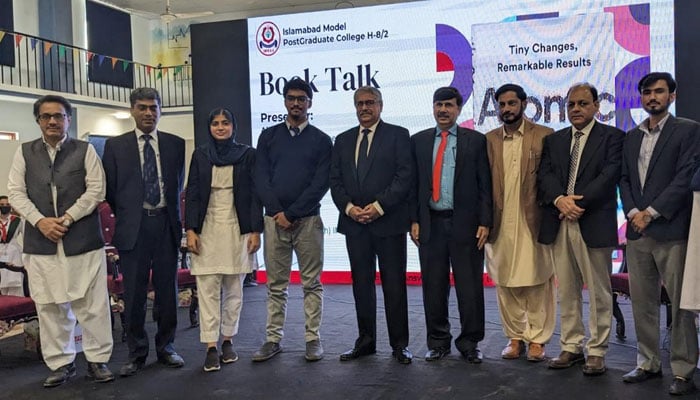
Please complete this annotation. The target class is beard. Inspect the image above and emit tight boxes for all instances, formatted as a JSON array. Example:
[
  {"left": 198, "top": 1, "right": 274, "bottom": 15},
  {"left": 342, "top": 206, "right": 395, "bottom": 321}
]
[
  {"left": 500, "top": 106, "right": 524, "bottom": 124},
  {"left": 644, "top": 101, "right": 670, "bottom": 116}
]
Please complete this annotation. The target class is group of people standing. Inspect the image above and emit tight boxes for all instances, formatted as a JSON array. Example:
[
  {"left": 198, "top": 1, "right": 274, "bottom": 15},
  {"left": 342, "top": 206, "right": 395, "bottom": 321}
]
[{"left": 6, "top": 71, "right": 700, "bottom": 397}]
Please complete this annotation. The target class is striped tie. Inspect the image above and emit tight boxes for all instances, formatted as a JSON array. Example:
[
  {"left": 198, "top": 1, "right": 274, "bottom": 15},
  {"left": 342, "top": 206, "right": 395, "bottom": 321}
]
[{"left": 567, "top": 131, "right": 584, "bottom": 195}]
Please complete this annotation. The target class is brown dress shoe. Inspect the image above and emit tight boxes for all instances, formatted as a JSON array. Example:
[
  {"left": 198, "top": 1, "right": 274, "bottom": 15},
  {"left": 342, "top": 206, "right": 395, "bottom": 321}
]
[
  {"left": 582, "top": 355, "right": 606, "bottom": 376},
  {"left": 501, "top": 339, "right": 525, "bottom": 359},
  {"left": 527, "top": 343, "right": 545, "bottom": 362},
  {"left": 548, "top": 350, "right": 585, "bottom": 369}
]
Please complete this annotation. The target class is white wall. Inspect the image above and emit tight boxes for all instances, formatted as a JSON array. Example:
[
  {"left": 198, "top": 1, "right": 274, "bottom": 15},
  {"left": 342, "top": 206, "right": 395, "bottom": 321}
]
[{"left": 12, "top": 0, "right": 39, "bottom": 36}]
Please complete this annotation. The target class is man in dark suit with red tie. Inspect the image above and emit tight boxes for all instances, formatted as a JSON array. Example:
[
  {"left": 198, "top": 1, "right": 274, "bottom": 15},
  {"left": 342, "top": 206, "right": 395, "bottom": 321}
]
[
  {"left": 102, "top": 87, "right": 186, "bottom": 376},
  {"left": 330, "top": 86, "right": 413, "bottom": 364},
  {"left": 537, "top": 83, "right": 624, "bottom": 376},
  {"left": 410, "top": 86, "right": 492, "bottom": 363}
]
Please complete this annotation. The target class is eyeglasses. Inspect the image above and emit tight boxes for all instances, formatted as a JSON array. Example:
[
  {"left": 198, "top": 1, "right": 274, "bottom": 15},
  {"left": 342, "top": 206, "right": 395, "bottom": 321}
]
[
  {"left": 285, "top": 95, "right": 309, "bottom": 103},
  {"left": 37, "top": 113, "right": 67, "bottom": 122},
  {"left": 355, "top": 99, "right": 379, "bottom": 108}
]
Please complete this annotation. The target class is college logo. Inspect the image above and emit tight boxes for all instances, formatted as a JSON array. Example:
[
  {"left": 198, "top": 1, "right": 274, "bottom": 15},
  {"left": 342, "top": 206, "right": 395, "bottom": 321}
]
[{"left": 256, "top": 21, "right": 281, "bottom": 56}]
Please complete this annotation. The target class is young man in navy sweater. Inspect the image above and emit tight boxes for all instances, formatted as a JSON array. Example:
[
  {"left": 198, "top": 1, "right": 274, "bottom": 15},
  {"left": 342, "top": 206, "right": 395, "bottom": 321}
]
[{"left": 253, "top": 78, "right": 332, "bottom": 362}]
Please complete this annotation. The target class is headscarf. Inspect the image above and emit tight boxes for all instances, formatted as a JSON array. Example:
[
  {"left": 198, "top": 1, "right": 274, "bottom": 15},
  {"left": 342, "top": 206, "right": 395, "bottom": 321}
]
[{"left": 205, "top": 108, "right": 250, "bottom": 166}]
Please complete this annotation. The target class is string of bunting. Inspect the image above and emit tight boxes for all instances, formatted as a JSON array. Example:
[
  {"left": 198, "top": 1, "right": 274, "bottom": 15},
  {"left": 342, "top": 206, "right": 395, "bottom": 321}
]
[{"left": 0, "top": 30, "right": 181, "bottom": 80}]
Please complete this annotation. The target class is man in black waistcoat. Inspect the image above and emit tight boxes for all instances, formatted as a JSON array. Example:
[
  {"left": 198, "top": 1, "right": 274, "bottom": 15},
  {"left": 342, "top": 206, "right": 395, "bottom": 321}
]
[{"left": 8, "top": 95, "right": 114, "bottom": 387}]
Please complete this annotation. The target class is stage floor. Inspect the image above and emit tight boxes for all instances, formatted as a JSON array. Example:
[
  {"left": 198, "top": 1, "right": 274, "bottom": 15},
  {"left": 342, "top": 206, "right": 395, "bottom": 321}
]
[{"left": 0, "top": 284, "right": 692, "bottom": 399}]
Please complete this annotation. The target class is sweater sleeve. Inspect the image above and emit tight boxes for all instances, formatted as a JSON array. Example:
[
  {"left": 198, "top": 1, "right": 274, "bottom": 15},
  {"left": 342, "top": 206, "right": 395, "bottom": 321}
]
[
  {"left": 285, "top": 133, "right": 333, "bottom": 220},
  {"left": 254, "top": 129, "right": 284, "bottom": 215}
]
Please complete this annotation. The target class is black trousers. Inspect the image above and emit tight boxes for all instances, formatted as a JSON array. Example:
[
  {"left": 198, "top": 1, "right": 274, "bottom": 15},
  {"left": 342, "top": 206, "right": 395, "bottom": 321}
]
[
  {"left": 120, "top": 211, "right": 179, "bottom": 362},
  {"left": 345, "top": 231, "right": 409, "bottom": 350},
  {"left": 419, "top": 214, "right": 485, "bottom": 352}
]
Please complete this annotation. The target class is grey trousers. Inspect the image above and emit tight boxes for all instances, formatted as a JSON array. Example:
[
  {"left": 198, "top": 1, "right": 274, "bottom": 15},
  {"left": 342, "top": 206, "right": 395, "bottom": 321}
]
[
  {"left": 627, "top": 237, "right": 698, "bottom": 379},
  {"left": 263, "top": 215, "right": 324, "bottom": 343}
]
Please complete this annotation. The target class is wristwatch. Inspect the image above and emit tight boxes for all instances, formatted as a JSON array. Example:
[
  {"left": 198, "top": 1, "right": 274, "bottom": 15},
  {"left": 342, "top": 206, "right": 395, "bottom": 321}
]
[
  {"left": 642, "top": 213, "right": 652, "bottom": 223},
  {"left": 61, "top": 218, "right": 72, "bottom": 228}
]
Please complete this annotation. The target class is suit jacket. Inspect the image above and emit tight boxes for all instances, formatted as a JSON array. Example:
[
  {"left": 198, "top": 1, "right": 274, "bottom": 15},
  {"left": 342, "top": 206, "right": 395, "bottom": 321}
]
[
  {"left": 536, "top": 120, "right": 624, "bottom": 248},
  {"left": 486, "top": 119, "right": 553, "bottom": 242},
  {"left": 330, "top": 120, "right": 412, "bottom": 237},
  {"left": 185, "top": 147, "right": 263, "bottom": 235},
  {"left": 620, "top": 116, "right": 700, "bottom": 241},
  {"left": 410, "top": 126, "right": 493, "bottom": 244},
  {"left": 103, "top": 130, "right": 185, "bottom": 251}
]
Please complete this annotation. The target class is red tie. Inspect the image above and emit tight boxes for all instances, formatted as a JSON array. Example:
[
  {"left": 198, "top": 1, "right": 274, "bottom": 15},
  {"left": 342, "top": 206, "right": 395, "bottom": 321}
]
[
  {"left": 0, "top": 219, "right": 7, "bottom": 243},
  {"left": 432, "top": 131, "right": 449, "bottom": 202}
]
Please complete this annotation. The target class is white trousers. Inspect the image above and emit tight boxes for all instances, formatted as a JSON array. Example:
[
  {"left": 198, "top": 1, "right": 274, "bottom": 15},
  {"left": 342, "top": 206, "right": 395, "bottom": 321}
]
[
  {"left": 196, "top": 273, "right": 245, "bottom": 343},
  {"left": 36, "top": 273, "right": 113, "bottom": 370}
]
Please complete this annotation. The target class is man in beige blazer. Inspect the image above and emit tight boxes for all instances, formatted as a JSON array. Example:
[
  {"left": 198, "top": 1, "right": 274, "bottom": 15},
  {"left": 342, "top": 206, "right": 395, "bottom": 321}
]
[{"left": 485, "top": 84, "right": 556, "bottom": 362}]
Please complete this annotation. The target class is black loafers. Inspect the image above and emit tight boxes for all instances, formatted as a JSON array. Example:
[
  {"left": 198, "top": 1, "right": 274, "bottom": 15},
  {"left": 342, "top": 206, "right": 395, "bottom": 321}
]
[
  {"left": 339, "top": 346, "right": 376, "bottom": 361},
  {"left": 43, "top": 362, "right": 76, "bottom": 388},
  {"left": 461, "top": 348, "right": 483, "bottom": 364},
  {"left": 622, "top": 368, "right": 662, "bottom": 383},
  {"left": 392, "top": 347, "right": 413, "bottom": 364},
  {"left": 424, "top": 348, "right": 450, "bottom": 361},
  {"left": 158, "top": 352, "right": 185, "bottom": 368}
]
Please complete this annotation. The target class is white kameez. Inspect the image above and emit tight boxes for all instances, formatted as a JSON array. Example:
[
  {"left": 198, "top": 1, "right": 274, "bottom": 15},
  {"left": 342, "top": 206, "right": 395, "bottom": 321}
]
[
  {"left": 0, "top": 216, "right": 24, "bottom": 295},
  {"left": 485, "top": 132, "right": 551, "bottom": 287},
  {"left": 680, "top": 192, "right": 700, "bottom": 311},
  {"left": 191, "top": 165, "right": 251, "bottom": 343},
  {"left": 190, "top": 165, "right": 253, "bottom": 276},
  {"left": 7, "top": 137, "right": 112, "bottom": 369}
]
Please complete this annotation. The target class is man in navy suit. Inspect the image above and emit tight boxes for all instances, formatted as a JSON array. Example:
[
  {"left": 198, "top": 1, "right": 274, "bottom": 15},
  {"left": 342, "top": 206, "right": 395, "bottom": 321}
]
[
  {"left": 410, "top": 87, "right": 492, "bottom": 364},
  {"left": 619, "top": 72, "right": 700, "bottom": 395},
  {"left": 537, "top": 83, "right": 624, "bottom": 376},
  {"left": 330, "top": 86, "right": 413, "bottom": 364},
  {"left": 102, "top": 87, "right": 185, "bottom": 376}
]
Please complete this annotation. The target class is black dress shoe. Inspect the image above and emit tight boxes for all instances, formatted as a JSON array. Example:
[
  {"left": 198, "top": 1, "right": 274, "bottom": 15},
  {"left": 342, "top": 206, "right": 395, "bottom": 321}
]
[
  {"left": 86, "top": 362, "right": 115, "bottom": 383},
  {"left": 622, "top": 367, "right": 662, "bottom": 383},
  {"left": 461, "top": 348, "right": 483, "bottom": 364},
  {"left": 339, "top": 346, "right": 376, "bottom": 361},
  {"left": 392, "top": 347, "right": 413, "bottom": 364},
  {"left": 119, "top": 360, "right": 145, "bottom": 377},
  {"left": 424, "top": 348, "right": 450, "bottom": 361},
  {"left": 43, "top": 362, "right": 76, "bottom": 388},
  {"left": 669, "top": 376, "right": 697, "bottom": 395},
  {"left": 158, "top": 352, "right": 185, "bottom": 368}
]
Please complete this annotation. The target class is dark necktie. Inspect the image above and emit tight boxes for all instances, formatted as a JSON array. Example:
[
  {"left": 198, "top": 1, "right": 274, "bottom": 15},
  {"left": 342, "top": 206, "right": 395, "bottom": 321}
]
[
  {"left": 290, "top": 126, "right": 300, "bottom": 136},
  {"left": 356, "top": 128, "right": 370, "bottom": 184},
  {"left": 142, "top": 134, "right": 161, "bottom": 206},
  {"left": 432, "top": 131, "right": 449, "bottom": 202},
  {"left": 567, "top": 131, "right": 584, "bottom": 195}
]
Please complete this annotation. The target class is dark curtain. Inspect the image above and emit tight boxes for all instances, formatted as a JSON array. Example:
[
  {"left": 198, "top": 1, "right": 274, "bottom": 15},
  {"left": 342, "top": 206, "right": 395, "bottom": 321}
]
[
  {"left": 86, "top": 0, "right": 134, "bottom": 88},
  {"left": 0, "top": 0, "right": 14, "bottom": 67}
]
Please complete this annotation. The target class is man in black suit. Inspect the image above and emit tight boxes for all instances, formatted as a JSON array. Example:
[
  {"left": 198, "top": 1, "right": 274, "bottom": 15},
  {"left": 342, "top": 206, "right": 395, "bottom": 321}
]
[
  {"left": 537, "top": 83, "right": 623, "bottom": 376},
  {"left": 619, "top": 72, "right": 700, "bottom": 395},
  {"left": 102, "top": 87, "right": 186, "bottom": 376},
  {"left": 330, "top": 86, "right": 413, "bottom": 364},
  {"left": 410, "top": 87, "right": 492, "bottom": 364}
]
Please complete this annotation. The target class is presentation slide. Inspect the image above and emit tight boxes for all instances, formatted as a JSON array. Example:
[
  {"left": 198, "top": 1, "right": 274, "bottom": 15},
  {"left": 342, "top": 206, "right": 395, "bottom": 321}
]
[{"left": 246, "top": 0, "right": 674, "bottom": 277}]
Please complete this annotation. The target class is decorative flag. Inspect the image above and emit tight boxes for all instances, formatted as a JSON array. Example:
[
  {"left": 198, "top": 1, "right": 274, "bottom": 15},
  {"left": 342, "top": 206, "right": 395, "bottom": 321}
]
[
  {"left": 111, "top": 57, "right": 118, "bottom": 69},
  {"left": 30, "top": 38, "right": 38, "bottom": 51},
  {"left": 0, "top": 32, "right": 5, "bottom": 44},
  {"left": 14, "top": 34, "right": 22, "bottom": 47},
  {"left": 87, "top": 52, "right": 94, "bottom": 62},
  {"left": 122, "top": 60, "right": 129, "bottom": 72},
  {"left": 44, "top": 42, "right": 53, "bottom": 55},
  {"left": 97, "top": 55, "right": 105, "bottom": 66}
]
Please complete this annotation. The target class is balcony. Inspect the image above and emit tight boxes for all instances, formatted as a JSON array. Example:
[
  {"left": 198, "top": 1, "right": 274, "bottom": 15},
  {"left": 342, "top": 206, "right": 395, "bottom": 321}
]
[{"left": 0, "top": 30, "right": 192, "bottom": 108}]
